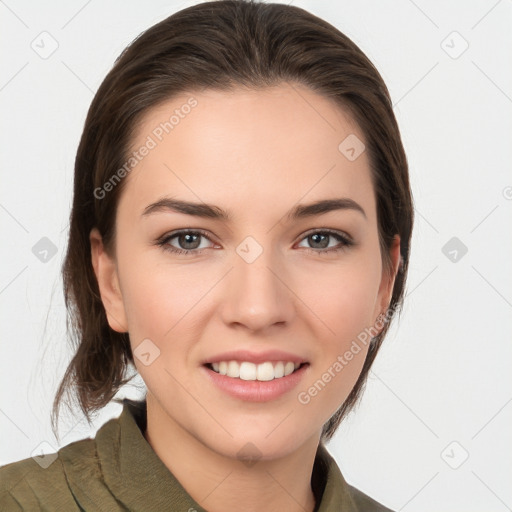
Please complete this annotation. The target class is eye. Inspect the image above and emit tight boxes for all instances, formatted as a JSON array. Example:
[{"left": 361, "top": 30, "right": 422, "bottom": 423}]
[
  {"left": 157, "top": 230, "right": 216, "bottom": 255},
  {"left": 296, "top": 229, "right": 353, "bottom": 254},
  {"left": 156, "top": 228, "right": 354, "bottom": 256}
]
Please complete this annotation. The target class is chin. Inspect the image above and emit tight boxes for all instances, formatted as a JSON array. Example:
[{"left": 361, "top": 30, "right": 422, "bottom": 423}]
[{"left": 201, "top": 424, "right": 315, "bottom": 463}]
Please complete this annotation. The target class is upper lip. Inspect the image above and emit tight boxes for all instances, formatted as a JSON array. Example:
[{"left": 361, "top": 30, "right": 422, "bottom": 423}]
[{"left": 202, "top": 349, "right": 308, "bottom": 365}]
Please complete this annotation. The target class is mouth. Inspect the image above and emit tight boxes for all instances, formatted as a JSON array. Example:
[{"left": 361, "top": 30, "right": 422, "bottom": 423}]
[
  {"left": 202, "top": 360, "right": 310, "bottom": 402},
  {"left": 203, "top": 360, "right": 309, "bottom": 381}
]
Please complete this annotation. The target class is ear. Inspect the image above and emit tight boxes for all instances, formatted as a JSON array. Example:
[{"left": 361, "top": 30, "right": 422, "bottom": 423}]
[
  {"left": 90, "top": 227, "right": 128, "bottom": 333},
  {"left": 374, "top": 235, "right": 402, "bottom": 328}
]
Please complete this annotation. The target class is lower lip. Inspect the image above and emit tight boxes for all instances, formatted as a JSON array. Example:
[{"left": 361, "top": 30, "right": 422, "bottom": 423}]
[{"left": 201, "top": 364, "right": 309, "bottom": 402}]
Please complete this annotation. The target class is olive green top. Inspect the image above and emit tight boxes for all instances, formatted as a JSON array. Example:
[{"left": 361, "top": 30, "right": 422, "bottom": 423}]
[{"left": 0, "top": 399, "right": 393, "bottom": 511}]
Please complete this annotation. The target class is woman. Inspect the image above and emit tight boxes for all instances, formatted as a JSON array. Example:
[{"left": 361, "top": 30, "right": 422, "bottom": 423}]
[{"left": 0, "top": 1, "right": 413, "bottom": 510}]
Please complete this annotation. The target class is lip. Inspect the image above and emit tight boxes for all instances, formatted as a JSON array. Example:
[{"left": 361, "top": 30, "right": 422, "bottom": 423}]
[
  {"left": 201, "top": 363, "right": 310, "bottom": 402},
  {"left": 201, "top": 349, "right": 307, "bottom": 365}
]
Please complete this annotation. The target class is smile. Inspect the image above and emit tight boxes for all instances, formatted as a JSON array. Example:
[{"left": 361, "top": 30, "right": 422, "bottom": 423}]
[
  {"left": 202, "top": 361, "right": 310, "bottom": 402},
  {"left": 207, "top": 361, "right": 303, "bottom": 381}
]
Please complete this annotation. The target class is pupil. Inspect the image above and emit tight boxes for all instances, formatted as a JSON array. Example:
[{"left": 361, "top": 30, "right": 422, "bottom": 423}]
[
  {"left": 180, "top": 233, "right": 200, "bottom": 249},
  {"left": 310, "top": 233, "right": 328, "bottom": 249}
]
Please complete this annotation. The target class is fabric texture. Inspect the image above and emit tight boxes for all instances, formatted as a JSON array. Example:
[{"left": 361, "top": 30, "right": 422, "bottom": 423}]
[{"left": 0, "top": 399, "right": 393, "bottom": 511}]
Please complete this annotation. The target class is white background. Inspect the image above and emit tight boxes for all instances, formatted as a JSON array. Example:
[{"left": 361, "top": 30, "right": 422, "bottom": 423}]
[{"left": 1, "top": 1, "right": 511, "bottom": 510}]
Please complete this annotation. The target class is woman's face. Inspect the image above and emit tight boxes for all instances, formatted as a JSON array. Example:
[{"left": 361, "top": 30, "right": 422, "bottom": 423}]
[{"left": 92, "top": 83, "right": 400, "bottom": 459}]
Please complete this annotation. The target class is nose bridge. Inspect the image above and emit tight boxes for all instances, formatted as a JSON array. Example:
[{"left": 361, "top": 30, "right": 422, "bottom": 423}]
[{"left": 220, "top": 235, "right": 294, "bottom": 330}]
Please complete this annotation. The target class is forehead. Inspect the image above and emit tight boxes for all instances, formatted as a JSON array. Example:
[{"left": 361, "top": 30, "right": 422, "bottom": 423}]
[{"left": 120, "top": 83, "right": 375, "bottom": 222}]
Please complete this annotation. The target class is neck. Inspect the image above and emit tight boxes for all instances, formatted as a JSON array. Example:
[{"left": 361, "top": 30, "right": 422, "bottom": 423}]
[{"left": 143, "top": 394, "right": 319, "bottom": 512}]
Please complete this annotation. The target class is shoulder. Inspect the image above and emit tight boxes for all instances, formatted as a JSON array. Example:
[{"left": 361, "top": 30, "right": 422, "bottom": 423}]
[
  {"left": 0, "top": 436, "right": 96, "bottom": 511},
  {"left": 0, "top": 421, "right": 123, "bottom": 512},
  {"left": 346, "top": 483, "right": 395, "bottom": 512},
  {"left": 315, "top": 442, "right": 394, "bottom": 512}
]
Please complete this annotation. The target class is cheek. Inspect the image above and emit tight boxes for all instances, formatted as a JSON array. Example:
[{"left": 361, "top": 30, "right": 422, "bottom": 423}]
[
  {"left": 121, "top": 272, "right": 168, "bottom": 339},
  {"left": 118, "top": 247, "right": 219, "bottom": 357},
  {"left": 119, "top": 263, "right": 204, "bottom": 392},
  {"left": 294, "top": 259, "right": 380, "bottom": 411},
  {"left": 121, "top": 266, "right": 198, "bottom": 337},
  {"left": 301, "top": 258, "right": 381, "bottom": 340}
]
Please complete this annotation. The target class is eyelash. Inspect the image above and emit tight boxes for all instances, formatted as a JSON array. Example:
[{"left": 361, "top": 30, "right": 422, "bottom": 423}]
[{"left": 156, "top": 229, "right": 354, "bottom": 256}]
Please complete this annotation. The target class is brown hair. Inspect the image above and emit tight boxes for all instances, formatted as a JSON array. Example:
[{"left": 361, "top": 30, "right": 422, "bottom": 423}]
[{"left": 52, "top": 0, "right": 414, "bottom": 442}]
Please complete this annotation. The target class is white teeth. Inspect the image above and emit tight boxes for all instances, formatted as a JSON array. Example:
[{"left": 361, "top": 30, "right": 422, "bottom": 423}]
[
  {"left": 256, "top": 362, "right": 274, "bottom": 381},
  {"left": 284, "top": 362, "right": 295, "bottom": 376},
  {"left": 227, "top": 361, "right": 239, "bottom": 378},
  {"left": 209, "top": 360, "right": 303, "bottom": 381},
  {"left": 240, "top": 362, "right": 257, "bottom": 380},
  {"left": 274, "top": 361, "right": 284, "bottom": 378}
]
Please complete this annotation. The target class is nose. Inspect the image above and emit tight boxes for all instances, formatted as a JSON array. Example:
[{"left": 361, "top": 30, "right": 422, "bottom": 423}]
[{"left": 219, "top": 244, "right": 295, "bottom": 333}]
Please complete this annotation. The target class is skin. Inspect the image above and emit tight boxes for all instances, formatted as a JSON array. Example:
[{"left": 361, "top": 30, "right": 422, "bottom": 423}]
[{"left": 90, "top": 83, "right": 400, "bottom": 512}]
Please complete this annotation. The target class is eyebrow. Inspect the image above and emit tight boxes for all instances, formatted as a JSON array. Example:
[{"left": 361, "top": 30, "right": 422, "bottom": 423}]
[{"left": 141, "top": 197, "right": 366, "bottom": 221}]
